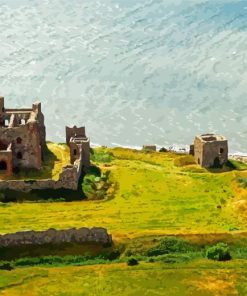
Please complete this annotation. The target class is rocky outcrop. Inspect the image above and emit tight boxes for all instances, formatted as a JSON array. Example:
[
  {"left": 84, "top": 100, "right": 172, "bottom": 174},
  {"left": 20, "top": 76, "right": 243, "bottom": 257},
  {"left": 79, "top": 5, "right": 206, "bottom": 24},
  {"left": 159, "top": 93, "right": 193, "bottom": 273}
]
[{"left": 0, "top": 227, "right": 112, "bottom": 247}]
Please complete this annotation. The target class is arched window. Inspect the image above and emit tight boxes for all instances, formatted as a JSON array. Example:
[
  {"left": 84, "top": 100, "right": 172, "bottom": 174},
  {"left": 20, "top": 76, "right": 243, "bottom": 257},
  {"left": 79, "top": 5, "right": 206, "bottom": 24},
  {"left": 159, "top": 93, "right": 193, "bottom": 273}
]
[
  {"left": 220, "top": 148, "right": 224, "bottom": 154},
  {"left": 73, "top": 149, "right": 77, "bottom": 156},
  {"left": 17, "top": 152, "right": 23, "bottom": 159},
  {"left": 16, "top": 137, "right": 22, "bottom": 144}
]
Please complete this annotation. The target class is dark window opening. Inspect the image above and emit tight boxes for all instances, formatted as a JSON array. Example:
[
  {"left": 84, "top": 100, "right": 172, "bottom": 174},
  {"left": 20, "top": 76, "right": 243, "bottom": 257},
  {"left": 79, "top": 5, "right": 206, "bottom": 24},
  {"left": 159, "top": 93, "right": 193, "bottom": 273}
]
[
  {"left": 213, "top": 157, "right": 221, "bottom": 168},
  {"left": 0, "top": 141, "right": 7, "bottom": 150},
  {"left": 73, "top": 149, "right": 77, "bottom": 156},
  {"left": 16, "top": 137, "right": 22, "bottom": 144},
  {"left": 198, "top": 158, "right": 200, "bottom": 165},
  {"left": 220, "top": 148, "right": 224, "bottom": 154},
  {"left": 17, "top": 152, "right": 23, "bottom": 159},
  {"left": 0, "top": 160, "right": 7, "bottom": 171}
]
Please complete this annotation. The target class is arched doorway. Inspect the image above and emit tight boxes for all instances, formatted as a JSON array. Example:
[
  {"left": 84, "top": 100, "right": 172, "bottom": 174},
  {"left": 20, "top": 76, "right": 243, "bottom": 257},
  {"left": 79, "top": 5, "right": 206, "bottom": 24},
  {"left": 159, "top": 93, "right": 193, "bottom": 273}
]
[{"left": 0, "top": 160, "right": 7, "bottom": 171}]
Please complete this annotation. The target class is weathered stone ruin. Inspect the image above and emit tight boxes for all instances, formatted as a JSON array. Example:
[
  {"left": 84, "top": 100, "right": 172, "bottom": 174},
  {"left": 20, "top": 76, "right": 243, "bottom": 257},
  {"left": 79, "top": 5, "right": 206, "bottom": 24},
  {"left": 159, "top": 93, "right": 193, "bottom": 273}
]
[
  {"left": 0, "top": 97, "right": 46, "bottom": 176},
  {"left": 142, "top": 145, "right": 157, "bottom": 152},
  {"left": 0, "top": 227, "right": 112, "bottom": 248},
  {"left": 0, "top": 97, "right": 91, "bottom": 192},
  {"left": 190, "top": 133, "right": 228, "bottom": 168},
  {"left": 66, "top": 125, "right": 90, "bottom": 169}
]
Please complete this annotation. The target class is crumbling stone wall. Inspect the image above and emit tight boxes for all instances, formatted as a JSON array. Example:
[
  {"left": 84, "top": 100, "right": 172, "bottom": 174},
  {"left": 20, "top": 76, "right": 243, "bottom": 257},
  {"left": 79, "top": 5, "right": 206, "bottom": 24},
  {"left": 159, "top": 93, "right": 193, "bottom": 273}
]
[
  {"left": 0, "top": 163, "right": 80, "bottom": 192},
  {"left": 0, "top": 137, "right": 87, "bottom": 192},
  {"left": 0, "top": 227, "right": 112, "bottom": 247}
]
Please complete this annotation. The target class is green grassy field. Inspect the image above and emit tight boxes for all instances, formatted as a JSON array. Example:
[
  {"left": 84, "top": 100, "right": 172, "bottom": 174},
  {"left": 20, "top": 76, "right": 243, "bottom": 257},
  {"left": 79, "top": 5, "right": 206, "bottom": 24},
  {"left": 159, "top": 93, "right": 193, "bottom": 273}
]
[
  {"left": 2, "top": 147, "right": 247, "bottom": 295},
  {"left": 1, "top": 261, "right": 247, "bottom": 296},
  {"left": 0, "top": 147, "right": 247, "bottom": 238}
]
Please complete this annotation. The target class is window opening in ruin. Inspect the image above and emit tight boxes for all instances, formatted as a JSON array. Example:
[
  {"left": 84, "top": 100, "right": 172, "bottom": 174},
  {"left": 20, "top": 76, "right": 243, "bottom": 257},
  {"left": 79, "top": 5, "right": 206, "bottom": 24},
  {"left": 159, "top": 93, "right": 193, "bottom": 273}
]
[
  {"left": 73, "top": 149, "right": 77, "bottom": 156},
  {"left": 0, "top": 160, "right": 7, "bottom": 171},
  {"left": 4, "top": 119, "right": 9, "bottom": 127},
  {"left": 0, "top": 141, "right": 7, "bottom": 150},
  {"left": 17, "top": 152, "right": 23, "bottom": 159},
  {"left": 220, "top": 148, "right": 224, "bottom": 154},
  {"left": 16, "top": 137, "right": 22, "bottom": 144},
  {"left": 198, "top": 158, "right": 200, "bottom": 165},
  {"left": 21, "top": 119, "right": 25, "bottom": 125}
]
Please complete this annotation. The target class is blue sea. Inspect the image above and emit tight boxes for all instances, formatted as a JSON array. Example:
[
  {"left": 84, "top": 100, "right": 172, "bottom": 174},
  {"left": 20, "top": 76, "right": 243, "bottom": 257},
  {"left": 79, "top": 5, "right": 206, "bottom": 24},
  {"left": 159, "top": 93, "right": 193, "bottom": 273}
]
[{"left": 1, "top": 0, "right": 247, "bottom": 153}]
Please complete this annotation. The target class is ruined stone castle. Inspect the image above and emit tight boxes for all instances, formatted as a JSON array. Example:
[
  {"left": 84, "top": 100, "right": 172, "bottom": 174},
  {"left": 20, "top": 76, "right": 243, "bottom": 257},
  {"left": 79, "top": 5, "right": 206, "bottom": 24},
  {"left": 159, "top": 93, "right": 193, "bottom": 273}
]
[
  {"left": 190, "top": 133, "right": 228, "bottom": 168},
  {"left": 0, "top": 97, "right": 46, "bottom": 175},
  {"left": 0, "top": 97, "right": 90, "bottom": 186}
]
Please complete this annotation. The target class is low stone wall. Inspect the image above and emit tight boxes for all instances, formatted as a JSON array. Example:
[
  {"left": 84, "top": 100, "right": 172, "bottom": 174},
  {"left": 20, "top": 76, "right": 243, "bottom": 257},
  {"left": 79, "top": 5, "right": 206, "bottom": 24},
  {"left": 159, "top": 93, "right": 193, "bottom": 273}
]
[
  {"left": 0, "top": 227, "right": 112, "bottom": 248},
  {"left": 0, "top": 158, "right": 82, "bottom": 192}
]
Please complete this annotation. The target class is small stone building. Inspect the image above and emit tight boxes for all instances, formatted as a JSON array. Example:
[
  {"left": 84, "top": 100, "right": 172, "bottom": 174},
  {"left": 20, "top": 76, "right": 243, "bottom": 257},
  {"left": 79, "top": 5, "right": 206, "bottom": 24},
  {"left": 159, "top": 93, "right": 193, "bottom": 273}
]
[
  {"left": 142, "top": 145, "right": 156, "bottom": 152},
  {"left": 66, "top": 125, "right": 90, "bottom": 168},
  {"left": 190, "top": 133, "right": 228, "bottom": 168},
  {"left": 0, "top": 97, "right": 46, "bottom": 176}
]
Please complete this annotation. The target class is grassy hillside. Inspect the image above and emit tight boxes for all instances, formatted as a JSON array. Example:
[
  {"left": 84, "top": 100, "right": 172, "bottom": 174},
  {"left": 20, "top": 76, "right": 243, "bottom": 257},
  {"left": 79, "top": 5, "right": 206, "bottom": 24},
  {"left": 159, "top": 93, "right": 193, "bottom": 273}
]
[
  {"left": 1, "top": 147, "right": 247, "bottom": 295},
  {"left": 1, "top": 261, "right": 247, "bottom": 295},
  {"left": 1, "top": 147, "right": 247, "bottom": 238}
]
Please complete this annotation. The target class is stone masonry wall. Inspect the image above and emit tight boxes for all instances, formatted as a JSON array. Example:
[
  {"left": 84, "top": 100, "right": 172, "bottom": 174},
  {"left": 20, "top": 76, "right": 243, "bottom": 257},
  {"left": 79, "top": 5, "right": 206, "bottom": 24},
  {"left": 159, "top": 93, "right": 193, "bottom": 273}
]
[
  {"left": 0, "top": 227, "right": 112, "bottom": 247},
  {"left": 0, "top": 159, "right": 82, "bottom": 192}
]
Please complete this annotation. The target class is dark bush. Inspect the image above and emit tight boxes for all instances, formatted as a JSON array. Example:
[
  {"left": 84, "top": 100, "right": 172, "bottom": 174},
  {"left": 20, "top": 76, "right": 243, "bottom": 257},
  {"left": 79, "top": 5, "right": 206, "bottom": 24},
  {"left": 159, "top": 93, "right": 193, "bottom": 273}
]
[
  {"left": 127, "top": 257, "right": 138, "bottom": 266},
  {"left": 159, "top": 147, "right": 168, "bottom": 152},
  {"left": 146, "top": 237, "right": 192, "bottom": 257},
  {"left": 206, "top": 243, "right": 231, "bottom": 261},
  {"left": 0, "top": 262, "right": 13, "bottom": 271}
]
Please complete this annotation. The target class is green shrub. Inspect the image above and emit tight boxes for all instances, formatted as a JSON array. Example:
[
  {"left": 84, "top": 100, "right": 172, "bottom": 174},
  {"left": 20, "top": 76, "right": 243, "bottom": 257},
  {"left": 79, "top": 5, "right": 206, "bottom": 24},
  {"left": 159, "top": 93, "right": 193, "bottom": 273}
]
[
  {"left": 159, "top": 147, "right": 168, "bottom": 152},
  {"left": 159, "top": 254, "right": 191, "bottom": 264},
  {"left": 146, "top": 237, "right": 193, "bottom": 257},
  {"left": 13, "top": 252, "right": 120, "bottom": 267},
  {"left": 91, "top": 149, "right": 113, "bottom": 163},
  {"left": 0, "top": 262, "right": 14, "bottom": 271},
  {"left": 206, "top": 243, "right": 231, "bottom": 261},
  {"left": 127, "top": 257, "right": 138, "bottom": 266},
  {"left": 237, "top": 177, "right": 247, "bottom": 189},
  {"left": 82, "top": 169, "right": 115, "bottom": 200}
]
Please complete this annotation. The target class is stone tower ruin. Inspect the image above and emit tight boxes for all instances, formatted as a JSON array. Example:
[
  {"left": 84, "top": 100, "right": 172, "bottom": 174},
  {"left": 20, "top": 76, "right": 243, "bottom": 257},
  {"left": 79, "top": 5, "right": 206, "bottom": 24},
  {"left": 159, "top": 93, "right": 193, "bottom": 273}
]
[
  {"left": 190, "top": 133, "right": 228, "bottom": 168},
  {"left": 0, "top": 96, "right": 46, "bottom": 176},
  {"left": 66, "top": 125, "right": 90, "bottom": 169}
]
